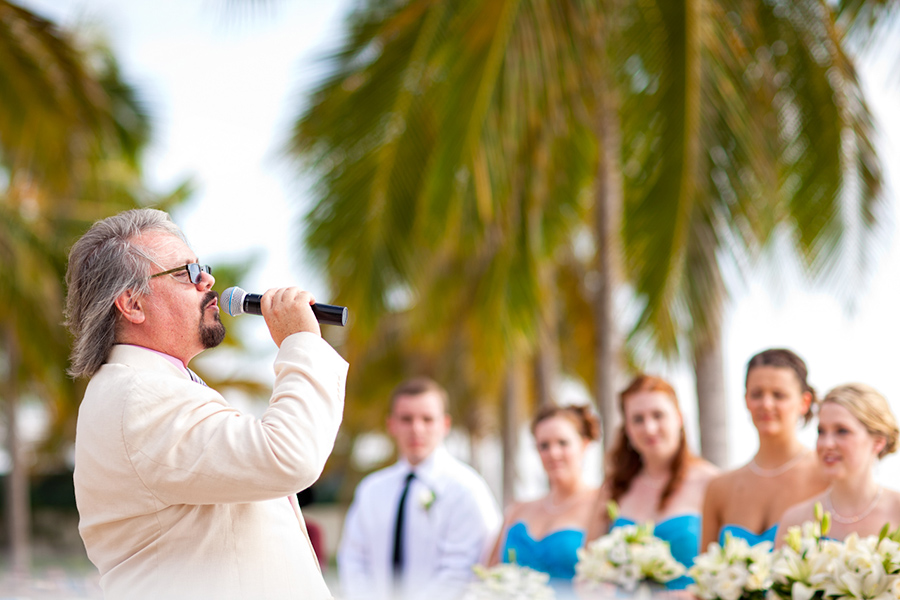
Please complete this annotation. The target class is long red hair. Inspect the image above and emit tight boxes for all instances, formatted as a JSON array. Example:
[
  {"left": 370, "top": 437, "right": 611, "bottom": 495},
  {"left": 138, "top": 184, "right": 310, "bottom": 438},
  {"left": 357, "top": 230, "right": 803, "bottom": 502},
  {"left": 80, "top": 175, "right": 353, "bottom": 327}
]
[{"left": 606, "top": 374, "right": 695, "bottom": 511}]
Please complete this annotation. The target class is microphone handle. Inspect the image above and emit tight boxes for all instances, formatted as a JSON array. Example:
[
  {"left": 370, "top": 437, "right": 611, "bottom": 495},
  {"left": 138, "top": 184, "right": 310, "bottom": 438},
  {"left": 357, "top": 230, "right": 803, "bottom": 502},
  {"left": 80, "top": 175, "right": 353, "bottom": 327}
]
[{"left": 243, "top": 293, "right": 348, "bottom": 326}]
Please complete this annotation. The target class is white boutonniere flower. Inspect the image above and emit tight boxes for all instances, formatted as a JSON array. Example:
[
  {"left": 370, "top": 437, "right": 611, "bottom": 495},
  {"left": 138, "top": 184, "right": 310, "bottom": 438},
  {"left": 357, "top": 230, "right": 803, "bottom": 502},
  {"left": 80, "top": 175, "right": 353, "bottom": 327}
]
[{"left": 419, "top": 488, "right": 436, "bottom": 511}]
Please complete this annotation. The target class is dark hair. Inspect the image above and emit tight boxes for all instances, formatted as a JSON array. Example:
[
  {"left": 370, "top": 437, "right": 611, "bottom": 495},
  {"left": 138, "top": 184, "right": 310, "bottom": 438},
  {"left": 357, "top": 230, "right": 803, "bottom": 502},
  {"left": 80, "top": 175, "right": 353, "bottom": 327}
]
[
  {"left": 389, "top": 376, "right": 448, "bottom": 413},
  {"left": 745, "top": 348, "right": 817, "bottom": 424},
  {"left": 531, "top": 404, "right": 601, "bottom": 441},
  {"left": 606, "top": 374, "right": 695, "bottom": 511}
]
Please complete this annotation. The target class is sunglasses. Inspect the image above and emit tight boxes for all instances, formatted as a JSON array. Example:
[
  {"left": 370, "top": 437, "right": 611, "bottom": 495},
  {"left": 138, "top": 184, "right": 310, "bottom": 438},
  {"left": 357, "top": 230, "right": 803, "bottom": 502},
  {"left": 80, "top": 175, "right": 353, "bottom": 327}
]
[{"left": 149, "top": 263, "right": 213, "bottom": 285}]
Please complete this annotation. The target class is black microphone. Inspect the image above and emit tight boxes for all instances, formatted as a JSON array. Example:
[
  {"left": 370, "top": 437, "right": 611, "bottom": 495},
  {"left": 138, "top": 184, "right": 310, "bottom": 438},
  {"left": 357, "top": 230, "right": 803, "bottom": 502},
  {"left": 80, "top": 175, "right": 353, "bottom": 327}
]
[{"left": 220, "top": 286, "right": 348, "bottom": 326}]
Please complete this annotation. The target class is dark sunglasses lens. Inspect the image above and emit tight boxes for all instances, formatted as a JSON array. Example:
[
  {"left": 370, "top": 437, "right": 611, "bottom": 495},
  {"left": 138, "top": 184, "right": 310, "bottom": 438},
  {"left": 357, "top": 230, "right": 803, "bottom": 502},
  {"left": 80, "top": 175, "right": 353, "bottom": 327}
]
[{"left": 188, "top": 264, "right": 212, "bottom": 284}]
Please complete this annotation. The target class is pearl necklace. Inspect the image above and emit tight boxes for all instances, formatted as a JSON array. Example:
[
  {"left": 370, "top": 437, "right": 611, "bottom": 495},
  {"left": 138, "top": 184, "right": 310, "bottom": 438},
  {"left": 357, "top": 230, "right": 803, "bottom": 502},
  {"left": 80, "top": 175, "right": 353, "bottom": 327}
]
[
  {"left": 748, "top": 449, "right": 808, "bottom": 478},
  {"left": 826, "top": 486, "right": 883, "bottom": 524}
]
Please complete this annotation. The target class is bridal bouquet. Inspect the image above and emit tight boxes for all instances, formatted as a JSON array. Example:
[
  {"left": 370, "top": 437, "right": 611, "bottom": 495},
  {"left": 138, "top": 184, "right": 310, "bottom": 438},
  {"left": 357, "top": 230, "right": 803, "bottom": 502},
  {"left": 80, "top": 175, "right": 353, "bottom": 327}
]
[
  {"left": 770, "top": 502, "right": 900, "bottom": 600},
  {"left": 687, "top": 534, "right": 772, "bottom": 600},
  {"left": 465, "top": 563, "right": 555, "bottom": 600},
  {"left": 575, "top": 521, "right": 685, "bottom": 592},
  {"left": 819, "top": 531, "right": 900, "bottom": 600},
  {"left": 770, "top": 504, "right": 838, "bottom": 600}
]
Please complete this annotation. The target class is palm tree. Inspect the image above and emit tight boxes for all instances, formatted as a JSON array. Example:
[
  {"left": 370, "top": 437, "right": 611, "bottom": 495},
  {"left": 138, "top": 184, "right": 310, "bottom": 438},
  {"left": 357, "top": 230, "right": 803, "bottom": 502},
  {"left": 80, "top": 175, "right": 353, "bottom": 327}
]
[
  {"left": 0, "top": 1, "right": 160, "bottom": 577},
  {"left": 619, "top": 0, "right": 883, "bottom": 465},
  {"left": 287, "top": 0, "right": 885, "bottom": 497},
  {"left": 289, "top": 0, "right": 617, "bottom": 502}
]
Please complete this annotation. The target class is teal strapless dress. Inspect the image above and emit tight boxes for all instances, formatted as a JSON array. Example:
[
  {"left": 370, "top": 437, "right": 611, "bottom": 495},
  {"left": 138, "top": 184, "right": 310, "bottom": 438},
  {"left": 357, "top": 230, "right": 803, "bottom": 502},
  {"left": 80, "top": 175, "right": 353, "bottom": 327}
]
[
  {"left": 718, "top": 524, "right": 777, "bottom": 547},
  {"left": 611, "top": 515, "right": 700, "bottom": 590},
  {"left": 501, "top": 521, "right": 584, "bottom": 581}
]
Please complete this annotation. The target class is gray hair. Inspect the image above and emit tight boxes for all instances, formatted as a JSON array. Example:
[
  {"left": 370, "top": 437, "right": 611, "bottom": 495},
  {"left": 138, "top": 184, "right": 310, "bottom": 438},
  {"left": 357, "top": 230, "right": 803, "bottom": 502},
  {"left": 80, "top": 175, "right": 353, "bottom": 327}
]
[{"left": 65, "top": 208, "right": 187, "bottom": 378}]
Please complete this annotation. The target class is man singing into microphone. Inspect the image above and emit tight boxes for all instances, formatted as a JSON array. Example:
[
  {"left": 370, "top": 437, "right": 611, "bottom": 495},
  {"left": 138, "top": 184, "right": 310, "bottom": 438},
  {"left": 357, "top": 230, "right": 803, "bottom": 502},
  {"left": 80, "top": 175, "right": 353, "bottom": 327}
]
[{"left": 64, "top": 208, "right": 348, "bottom": 600}]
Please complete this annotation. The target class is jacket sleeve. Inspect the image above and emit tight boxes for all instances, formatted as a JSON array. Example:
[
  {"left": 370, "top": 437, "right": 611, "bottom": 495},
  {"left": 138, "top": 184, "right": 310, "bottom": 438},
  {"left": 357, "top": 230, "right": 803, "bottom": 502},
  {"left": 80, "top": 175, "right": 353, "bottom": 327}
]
[{"left": 123, "top": 332, "right": 348, "bottom": 505}]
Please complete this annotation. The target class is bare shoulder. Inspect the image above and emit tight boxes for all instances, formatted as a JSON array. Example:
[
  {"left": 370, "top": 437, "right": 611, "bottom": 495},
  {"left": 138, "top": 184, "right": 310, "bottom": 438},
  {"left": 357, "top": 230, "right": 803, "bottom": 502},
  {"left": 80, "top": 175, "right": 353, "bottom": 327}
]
[
  {"left": 779, "top": 496, "right": 821, "bottom": 530},
  {"left": 507, "top": 497, "right": 548, "bottom": 519},
  {"left": 502, "top": 500, "right": 528, "bottom": 523},
  {"left": 586, "top": 485, "right": 606, "bottom": 504},
  {"left": 705, "top": 464, "right": 745, "bottom": 492},
  {"left": 688, "top": 459, "right": 722, "bottom": 482},
  {"left": 884, "top": 488, "right": 900, "bottom": 513}
]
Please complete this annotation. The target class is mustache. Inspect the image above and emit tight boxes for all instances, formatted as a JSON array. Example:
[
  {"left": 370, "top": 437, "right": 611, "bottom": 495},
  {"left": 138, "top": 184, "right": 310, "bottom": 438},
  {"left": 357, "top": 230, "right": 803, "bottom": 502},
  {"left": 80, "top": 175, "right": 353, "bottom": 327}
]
[{"left": 202, "top": 290, "right": 218, "bottom": 310}]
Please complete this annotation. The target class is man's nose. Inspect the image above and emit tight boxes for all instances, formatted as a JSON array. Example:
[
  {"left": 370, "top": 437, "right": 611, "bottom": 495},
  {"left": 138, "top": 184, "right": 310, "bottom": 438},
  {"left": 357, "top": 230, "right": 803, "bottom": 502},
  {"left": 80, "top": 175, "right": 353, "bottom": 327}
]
[{"left": 197, "top": 270, "right": 215, "bottom": 290}]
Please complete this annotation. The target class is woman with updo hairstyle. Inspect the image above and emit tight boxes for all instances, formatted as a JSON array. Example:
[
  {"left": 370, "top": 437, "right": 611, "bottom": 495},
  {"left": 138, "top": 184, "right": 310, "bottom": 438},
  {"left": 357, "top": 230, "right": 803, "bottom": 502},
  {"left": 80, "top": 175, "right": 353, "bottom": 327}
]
[
  {"left": 585, "top": 374, "right": 719, "bottom": 589},
  {"left": 486, "top": 404, "right": 600, "bottom": 585},
  {"left": 702, "top": 348, "right": 831, "bottom": 550},
  {"left": 776, "top": 383, "right": 900, "bottom": 545}
]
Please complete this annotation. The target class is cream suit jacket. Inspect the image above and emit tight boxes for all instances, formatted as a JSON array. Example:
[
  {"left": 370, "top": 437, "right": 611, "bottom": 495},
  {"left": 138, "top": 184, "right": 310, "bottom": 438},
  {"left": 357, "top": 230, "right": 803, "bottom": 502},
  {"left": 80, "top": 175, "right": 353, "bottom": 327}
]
[{"left": 73, "top": 332, "right": 348, "bottom": 600}]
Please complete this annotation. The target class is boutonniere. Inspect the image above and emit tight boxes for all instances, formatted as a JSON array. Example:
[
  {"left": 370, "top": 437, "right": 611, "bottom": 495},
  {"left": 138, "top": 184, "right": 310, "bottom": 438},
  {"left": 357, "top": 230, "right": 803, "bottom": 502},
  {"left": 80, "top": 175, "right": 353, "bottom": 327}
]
[{"left": 418, "top": 488, "right": 436, "bottom": 511}]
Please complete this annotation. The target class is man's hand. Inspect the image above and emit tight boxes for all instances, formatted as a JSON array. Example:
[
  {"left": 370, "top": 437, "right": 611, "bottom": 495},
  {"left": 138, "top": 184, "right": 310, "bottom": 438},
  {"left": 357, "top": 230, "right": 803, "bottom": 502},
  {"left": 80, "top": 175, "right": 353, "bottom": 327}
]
[{"left": 261, "top": 287, "right": 321, "bottom": 346}]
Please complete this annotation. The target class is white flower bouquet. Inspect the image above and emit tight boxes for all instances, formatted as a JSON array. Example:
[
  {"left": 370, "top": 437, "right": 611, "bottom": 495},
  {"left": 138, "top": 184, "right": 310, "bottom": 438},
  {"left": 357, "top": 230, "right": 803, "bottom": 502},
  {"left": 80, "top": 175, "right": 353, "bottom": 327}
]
[
  {"left": 770, "top": 505, "right": 838, "bottom": 600},
  {"left": 687, "top": 534, "right": 772, "bottom": 600},
  {"left": 820, "top": 531, "right": 900, "bottom": 600},
  {"left": 465, "top": 563, "right": 555, "bottom": 600},
  {"left": 575, "top": 521, "right": 685, "bottom": 593},
  {"left": 770, "top": 501, "right": 900, "bottom": 600}
]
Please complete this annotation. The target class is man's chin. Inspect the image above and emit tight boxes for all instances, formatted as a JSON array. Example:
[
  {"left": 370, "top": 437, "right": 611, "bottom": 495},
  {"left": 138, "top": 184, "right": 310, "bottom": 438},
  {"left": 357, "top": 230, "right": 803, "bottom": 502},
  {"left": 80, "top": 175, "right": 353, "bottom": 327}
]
[{"left": 201, "top": 321, "right": 226, "bottom": 349}]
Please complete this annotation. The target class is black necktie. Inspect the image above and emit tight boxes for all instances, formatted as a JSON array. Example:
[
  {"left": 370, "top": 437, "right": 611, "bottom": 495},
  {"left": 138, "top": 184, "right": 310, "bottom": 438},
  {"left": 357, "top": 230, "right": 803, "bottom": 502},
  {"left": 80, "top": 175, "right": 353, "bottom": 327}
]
[{"left": 392, "top": 472, "right": 415, "bottom": 577}]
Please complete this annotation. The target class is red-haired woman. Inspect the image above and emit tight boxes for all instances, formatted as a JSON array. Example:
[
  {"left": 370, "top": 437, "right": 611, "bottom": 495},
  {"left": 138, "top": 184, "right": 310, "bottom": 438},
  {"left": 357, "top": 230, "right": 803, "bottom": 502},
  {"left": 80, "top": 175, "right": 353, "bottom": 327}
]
[{"left": 586, "top": 374, "right": 719, "bottom": 589}]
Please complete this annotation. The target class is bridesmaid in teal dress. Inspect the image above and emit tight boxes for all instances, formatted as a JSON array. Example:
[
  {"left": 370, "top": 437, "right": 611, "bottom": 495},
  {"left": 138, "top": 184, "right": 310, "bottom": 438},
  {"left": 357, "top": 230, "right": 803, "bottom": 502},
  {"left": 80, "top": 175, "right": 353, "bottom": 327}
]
[
  {"left": 701, "top": 349, "right": 830, "bottom": 551},
  {"left": 777, "top": 383, "right": 900, "bottom": 546},
  {"left": 585, "top": 374, "right": 719, "bottom": 590},
  {"left": 487, "top": 404, "right": 600, "bottom": 587}
]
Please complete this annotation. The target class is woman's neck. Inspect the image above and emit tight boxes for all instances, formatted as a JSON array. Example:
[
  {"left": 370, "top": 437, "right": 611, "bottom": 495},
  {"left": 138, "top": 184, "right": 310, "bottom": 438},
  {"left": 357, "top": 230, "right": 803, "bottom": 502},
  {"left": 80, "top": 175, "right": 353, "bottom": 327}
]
[
  {"left": 548, "top": 476, "right": 586, "bottom": 502},
  {"left": 754, "top": 434, "right": 805, "bottom": 467},
  {"left": 830, "top": 471, "right": 879, "bottom": 507},
  {"left": 639, "top": 457, "right": 674, "bottom": 481}
]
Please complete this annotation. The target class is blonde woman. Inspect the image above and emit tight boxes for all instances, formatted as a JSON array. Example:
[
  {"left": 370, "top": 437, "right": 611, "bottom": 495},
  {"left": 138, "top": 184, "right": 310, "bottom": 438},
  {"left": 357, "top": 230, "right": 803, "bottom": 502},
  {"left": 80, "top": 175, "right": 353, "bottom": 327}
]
[{"left": 776, "top": 383, "right": 900, "bottom": 545}]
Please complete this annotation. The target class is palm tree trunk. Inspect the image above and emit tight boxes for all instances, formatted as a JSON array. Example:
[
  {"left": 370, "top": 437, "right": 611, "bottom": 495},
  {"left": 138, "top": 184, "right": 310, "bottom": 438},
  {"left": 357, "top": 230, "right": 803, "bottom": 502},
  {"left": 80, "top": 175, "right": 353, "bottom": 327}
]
[
  {"left": 4, "top": 325, "right": 31, "bottom": 582},
  {"left": 693, "top": 296, "right": 729, "bottom": 467},
  {"left": 534, "top": 266, "right": 559, "bottom": 408},
  {"left": 501, "top": 364, "right": 523, "bottom": 507},
  {"left": 590, "top": 4, "right": 624, "bottom": 450}
]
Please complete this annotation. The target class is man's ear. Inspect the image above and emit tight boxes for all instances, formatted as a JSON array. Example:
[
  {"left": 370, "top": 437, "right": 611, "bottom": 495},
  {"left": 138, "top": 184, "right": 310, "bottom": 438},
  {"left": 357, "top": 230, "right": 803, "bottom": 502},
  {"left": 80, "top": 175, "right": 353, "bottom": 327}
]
[{"left": 114, "top": 289, "right": 145, "bottom": 324}]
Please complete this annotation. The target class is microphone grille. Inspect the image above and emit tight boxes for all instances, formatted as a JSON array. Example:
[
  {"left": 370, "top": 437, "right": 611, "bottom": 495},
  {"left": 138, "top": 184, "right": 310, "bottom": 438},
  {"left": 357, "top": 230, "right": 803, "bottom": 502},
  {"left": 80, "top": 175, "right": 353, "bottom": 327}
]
[{"left": 221, "top": 286, "right": 246, "bottom": 317}]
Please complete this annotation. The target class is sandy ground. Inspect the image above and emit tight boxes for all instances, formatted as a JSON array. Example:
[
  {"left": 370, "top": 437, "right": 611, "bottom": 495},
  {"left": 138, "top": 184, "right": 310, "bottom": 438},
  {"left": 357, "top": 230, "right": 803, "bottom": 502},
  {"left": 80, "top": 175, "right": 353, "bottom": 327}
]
[{"left": 0, "top": 558, "right": 343, "bottom": 600}]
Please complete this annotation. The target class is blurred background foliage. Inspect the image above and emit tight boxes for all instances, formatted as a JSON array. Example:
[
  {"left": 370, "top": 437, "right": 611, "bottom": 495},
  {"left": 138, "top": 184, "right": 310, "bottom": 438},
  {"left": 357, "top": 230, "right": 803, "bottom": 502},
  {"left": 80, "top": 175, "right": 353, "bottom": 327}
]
[{"left": 288, "top": 0, "right": 895, "bottom": 499}]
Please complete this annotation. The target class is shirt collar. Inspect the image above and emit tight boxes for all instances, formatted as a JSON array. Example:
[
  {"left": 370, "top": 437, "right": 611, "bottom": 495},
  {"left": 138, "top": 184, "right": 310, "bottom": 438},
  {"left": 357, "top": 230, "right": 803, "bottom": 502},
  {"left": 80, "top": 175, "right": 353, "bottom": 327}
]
[
  {"left": 398, "top": 446, "right": 447, "bottom": 481},
  {"left": 118, "top": 344, "right": 190, "bottom": 376}
]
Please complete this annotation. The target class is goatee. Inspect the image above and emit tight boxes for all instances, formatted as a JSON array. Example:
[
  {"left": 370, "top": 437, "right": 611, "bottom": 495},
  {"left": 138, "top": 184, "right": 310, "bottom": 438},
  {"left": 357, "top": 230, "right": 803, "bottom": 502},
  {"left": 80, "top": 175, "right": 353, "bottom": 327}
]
[{"left": 200, "top": 291, "right": 226, "bottom": 348}]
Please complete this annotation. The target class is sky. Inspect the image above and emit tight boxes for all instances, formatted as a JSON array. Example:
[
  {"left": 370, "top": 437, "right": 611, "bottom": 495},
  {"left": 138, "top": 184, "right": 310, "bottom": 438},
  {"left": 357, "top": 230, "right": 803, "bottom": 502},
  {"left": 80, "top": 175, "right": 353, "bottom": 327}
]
[{"left": 19, "top": 1, "right": 900, "bottom": 495}]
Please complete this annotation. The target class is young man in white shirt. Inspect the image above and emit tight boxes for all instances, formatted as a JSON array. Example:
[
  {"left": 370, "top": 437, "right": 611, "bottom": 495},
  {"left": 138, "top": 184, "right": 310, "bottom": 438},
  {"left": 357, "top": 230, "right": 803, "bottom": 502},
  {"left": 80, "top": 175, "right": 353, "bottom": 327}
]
[{"left": 338, "top": 377, "right": 500, "bottom": 600}]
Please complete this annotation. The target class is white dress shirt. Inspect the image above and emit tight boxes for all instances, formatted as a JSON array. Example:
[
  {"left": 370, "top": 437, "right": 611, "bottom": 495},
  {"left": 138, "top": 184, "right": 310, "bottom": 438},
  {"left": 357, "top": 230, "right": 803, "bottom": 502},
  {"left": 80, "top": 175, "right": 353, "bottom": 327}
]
[{"left": 338, "top": 447, "right": 500, "bottom": 600}]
